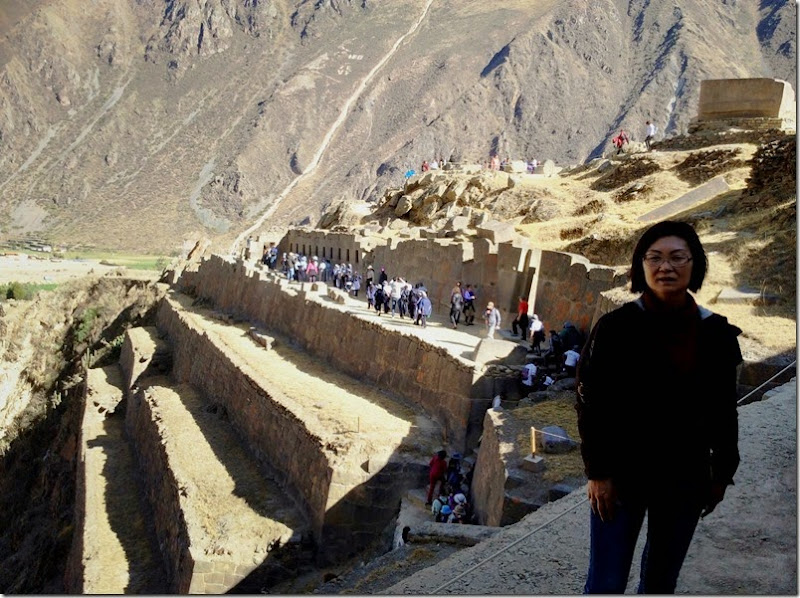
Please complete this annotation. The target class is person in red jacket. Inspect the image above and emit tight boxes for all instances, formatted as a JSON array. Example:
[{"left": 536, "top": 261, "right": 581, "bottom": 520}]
[{"left": 426, "top": 450, "right": 448, "bottom": 505}]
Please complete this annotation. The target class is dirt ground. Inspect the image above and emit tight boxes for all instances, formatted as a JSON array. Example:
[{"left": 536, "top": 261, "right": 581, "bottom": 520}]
[{"left": 0, "top": 254, "right": 159, "bottom": 285}]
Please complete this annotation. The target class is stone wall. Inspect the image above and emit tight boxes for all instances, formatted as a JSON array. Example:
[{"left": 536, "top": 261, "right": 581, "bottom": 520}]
[
  {"left": 470, "top": 409, "right": 511, "bottom": 527},
  {"left": 533, "top": 251, "right": 617, "bottom": 338},
  {"left": 125, "top": 385, "right": 194, "bottom": 593},
  {"left": 155, "top": 297, "right": 333, "bottom": 539},
  {"left": 696, "top": 78, "right": 796, "bottom": 121},
  {"left": 177, "top": 255, "right": 479, "bottom": 452}
]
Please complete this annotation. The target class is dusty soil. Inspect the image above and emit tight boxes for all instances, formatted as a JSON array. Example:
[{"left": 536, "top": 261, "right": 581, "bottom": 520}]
[{"left": 0, "top": 254, "right": 159, "bottom": 285}]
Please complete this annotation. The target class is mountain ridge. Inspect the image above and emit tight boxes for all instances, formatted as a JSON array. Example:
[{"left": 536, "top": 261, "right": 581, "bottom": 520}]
[{"left": 0, "top": 0, "right": 795, "bottom": 251}]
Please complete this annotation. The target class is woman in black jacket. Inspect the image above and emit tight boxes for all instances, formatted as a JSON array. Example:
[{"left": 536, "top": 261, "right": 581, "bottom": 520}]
[{"left": 576, "top": 220, "right": 742, "bottom": 594}]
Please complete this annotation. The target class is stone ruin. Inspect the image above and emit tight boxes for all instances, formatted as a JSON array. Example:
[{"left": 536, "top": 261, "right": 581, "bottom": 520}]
[{"left": 689, "top": 78, "right": 796, "bottom": 134}]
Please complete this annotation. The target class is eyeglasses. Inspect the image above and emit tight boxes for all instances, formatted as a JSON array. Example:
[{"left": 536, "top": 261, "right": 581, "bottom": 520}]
[{"left": 643, "top": 254, "right": 693, "bottom": 268}]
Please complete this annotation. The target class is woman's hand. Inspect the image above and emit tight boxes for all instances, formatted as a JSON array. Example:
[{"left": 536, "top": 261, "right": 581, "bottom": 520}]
[
  {"left": 700, "top": 482, "right": 727, "bottom": 518},
  {"left": 588, "top": 478, "right": 617, "bottom": 522}
]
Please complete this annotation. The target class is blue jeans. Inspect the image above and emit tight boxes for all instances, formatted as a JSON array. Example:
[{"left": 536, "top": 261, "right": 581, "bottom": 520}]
[{"left": 584, "top": 494, "right": 702, "bottom": 594}]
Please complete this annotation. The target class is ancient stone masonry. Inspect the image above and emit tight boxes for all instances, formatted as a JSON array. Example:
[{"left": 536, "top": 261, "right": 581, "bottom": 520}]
[
  {"left": 278, "top": 229, "right": 618, "bottom": 336},
  {"left": 532, "top": 251, "right": 618, "bottom": 335},
  {"left": 177, "top": 255, "right": 478, "bottom": 451},
  {"left": 690, "top": 78, "right": 796, "bottom": 133}
]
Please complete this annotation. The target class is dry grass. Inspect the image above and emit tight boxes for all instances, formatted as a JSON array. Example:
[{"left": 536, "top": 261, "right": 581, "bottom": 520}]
[{"left": 511, "top": 393, "right": 585, "bottom": 483}]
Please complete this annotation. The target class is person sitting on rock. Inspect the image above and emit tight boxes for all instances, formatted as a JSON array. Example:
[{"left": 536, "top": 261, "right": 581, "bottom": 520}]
[
  {"left": 438, "top": 504, "right": 452, "bottom": 523},
  {"left": 431, "top": 494, "right": 448, "bottom": 520}
]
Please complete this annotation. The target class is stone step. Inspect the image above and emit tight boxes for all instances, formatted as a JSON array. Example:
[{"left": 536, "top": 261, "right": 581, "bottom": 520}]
[
  {"left": 69, "top": 365, "right": 168, "bottom": 593},
  {"left": 125, "top": 374, "right": 311, "bottom": 593},
  {"left": 153, "top": 292, "right": 435, "bottom": 563}
]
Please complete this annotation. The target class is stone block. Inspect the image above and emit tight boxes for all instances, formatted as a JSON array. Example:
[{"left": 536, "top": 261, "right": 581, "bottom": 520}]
[
  {"left": 697, "top": 78, "right": 796, "bottom": 121},
  {"left": 521, "top": 454, "right": 546, "bottom": 472},
  {"left": 596, "top": 159, "right": 613, "bottom": 173},
  {"left": 389, "top": 219, "right": 408, "bottom": 230},
  {"left": 587, "top": 267, "right": 615, "bottom": 282},
  {"left": 715, "top": 287, "right": 779, "bottom": 305},
  {"left": 548, "top": 483, "right": 576, "bottom": 501},
  {"left": 542, "top": 159, "right": 556, "bottom": 177},
  {"left": 638, "top": 176, "right": 729, "bottom": 223},
  {"left": 536, "top": 425, "right": 578, "bottom": 454},
  {"left": 394, "top": 195, "right": 413, "bottom": 216},
  {"left": 476, "top": 221, "right": 515, "bottom": 244}
]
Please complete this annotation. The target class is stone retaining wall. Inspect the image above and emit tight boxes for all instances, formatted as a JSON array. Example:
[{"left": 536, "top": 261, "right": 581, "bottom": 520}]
[
  {"left": 154, "top": 298, "right": 332, "bottom": 539},
  {"left": 125, "top": 385, "right": 194, "bottom": 593},
  {"left": 177, "top": 255, "right": 478, "bottom": 451},
  {"left": 470, "top": 409, "right": 510, "bottom": 527}
]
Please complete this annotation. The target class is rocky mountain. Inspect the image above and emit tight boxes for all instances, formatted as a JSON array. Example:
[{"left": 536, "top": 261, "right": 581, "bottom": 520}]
[{"left": 0, "top": 0, "right": 795, "bottom": 252}]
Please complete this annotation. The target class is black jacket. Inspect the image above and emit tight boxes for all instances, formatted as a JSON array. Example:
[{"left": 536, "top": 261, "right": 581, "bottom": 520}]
[{"left": 575, "top": 297, "right": 742, "bottom": 491}]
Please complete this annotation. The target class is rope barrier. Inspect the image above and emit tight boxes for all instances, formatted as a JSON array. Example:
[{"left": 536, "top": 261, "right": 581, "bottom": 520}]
[
  {"left": 737, "top": 360, "right": 796, "bottom": 406},
  {"left": 430, "top": 497, "right": 589, "bottom": 594}
]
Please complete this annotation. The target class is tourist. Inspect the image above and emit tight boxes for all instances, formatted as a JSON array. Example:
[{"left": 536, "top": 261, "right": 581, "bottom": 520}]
[
  {"left": 645, "top": 120, "right": 657, "bottom": 151},
  {"left": 430, "top": 159, "right": 439, "bottom": 170},
  {"left": 562, "top": 345, "right": 581, "bottom": 377},
  {"left": 390, "top": 277, "right": 403, "bottom": 317},
  {"left": 378, "top": 266, "right": 388, "bottom": 285},
  {"left": 559, "top": 321, "right": 583, "bottom": 350},
  {"left": 307, "top": 257, "right": 319, "bottom": 282},
  {"left": 529, "top": 314, "right": 546, "bottom": 353},
  {"left": 521, "top": 361, "right": 537, "bottom": 387},
  {"left": 612, "top": 129, "right": 630, "bottom": 155},
  {"left": 399, "top": 281, "right": 411, "bottom": 318},
  {"left": 421, "top": 160, "right": 430, "bottom": 172},
  {"left": 511, "top": 296, "right": 529, "bottom": 338},
  {"left": 576, "top": 220, "right": 742, "bottom": 594},
  {"left": 351, "top": 274, "right": 361, "bottom": 297},
  {"left": 462, "top": 284, "right": 476, "bottom": 325},
  {"left": 373, "top": 283, "right": 384, "bottom": 315},
  {"left": 543, "top": 329, "right": 564, "bottom": 368},
  {"left": 426, "top": 450, "right": 448, "bottom": 505},
  {"left": 381, "top": 280, "right": 392, "bottom": 314},
  {"left": 418, "top": 291, "right": 432, "bottom": 328},
  {"left": 438, "top": 504, "right": 452, "bottom": 523},
  {"left": 366, "top": 264, "right": 374, "bottom": 286},
  {"left": 366, "top": 282, "right": 376, "bottom": 310},
  {"left": 484, "top": 301, "right": 501, "bottom": 339},
  {"left": 431, "top": 494, "right": 448, "bottom": 521},
  {"left": 450, "top": 285, "right": 464, "bottom": 329}
]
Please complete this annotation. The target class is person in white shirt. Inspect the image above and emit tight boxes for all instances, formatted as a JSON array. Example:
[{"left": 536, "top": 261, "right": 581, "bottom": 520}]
[
  {"left": 645, "top": 120, "right": 657, "bottom": 151},
  {"left": 529, "top": 314, "right": 546, "bottom": 353},
  {"left": 521, "top": 362, "right": 538, "bottom": 387},
  {"left": 430, "top": 159, "right": 439, "bottom": 170},
  {"left": 563, "top": 345, "right": 581, "bottom": 377}
]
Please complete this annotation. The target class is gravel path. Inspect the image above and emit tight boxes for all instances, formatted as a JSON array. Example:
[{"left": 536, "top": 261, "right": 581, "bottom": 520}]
[{"left": 384, "top": 379, "right": 797, "bottom": 594}]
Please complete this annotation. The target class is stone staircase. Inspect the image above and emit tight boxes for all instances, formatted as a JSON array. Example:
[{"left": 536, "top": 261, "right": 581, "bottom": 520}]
[{"left": 69, "top": 284, "right": 441, "bottom": 592}]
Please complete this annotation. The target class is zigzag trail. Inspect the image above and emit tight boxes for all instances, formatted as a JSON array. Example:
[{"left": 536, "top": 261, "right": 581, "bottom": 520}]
[{"left": 230, "top": 0, "right": 436, "bottom": 254}]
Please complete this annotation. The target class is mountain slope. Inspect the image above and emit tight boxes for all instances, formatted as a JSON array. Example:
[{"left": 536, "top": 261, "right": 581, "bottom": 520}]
[{"left": 0, "top": 0, "right": 794, "bottom": 251}]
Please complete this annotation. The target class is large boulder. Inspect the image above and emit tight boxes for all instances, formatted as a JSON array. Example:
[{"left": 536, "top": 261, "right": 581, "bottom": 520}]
[
  {"left": 476, "top": 220, "right": 515, "bottom": 244},
  {"left": 394, "top": 195, "right": 413, "bottom": 217},
  {"left": 536, "top": 425, "right": 578, "bottom": 454}
]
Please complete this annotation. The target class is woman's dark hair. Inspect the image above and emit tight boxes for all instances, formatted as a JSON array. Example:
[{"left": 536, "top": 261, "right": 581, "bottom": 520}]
[{"left": 630, "top": 220, "right": 707, "bottom": 293}]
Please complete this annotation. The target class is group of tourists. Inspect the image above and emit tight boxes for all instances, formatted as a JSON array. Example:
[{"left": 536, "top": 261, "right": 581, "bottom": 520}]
[
  {"left": 426, "top": 450, "right": 476, "bottom": 525},
  {"left": 420, "top": 156, "right": 449, "bottom": 172},
  {"left": 485, "top": 154, "right": 541, "bottom": 173}
]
